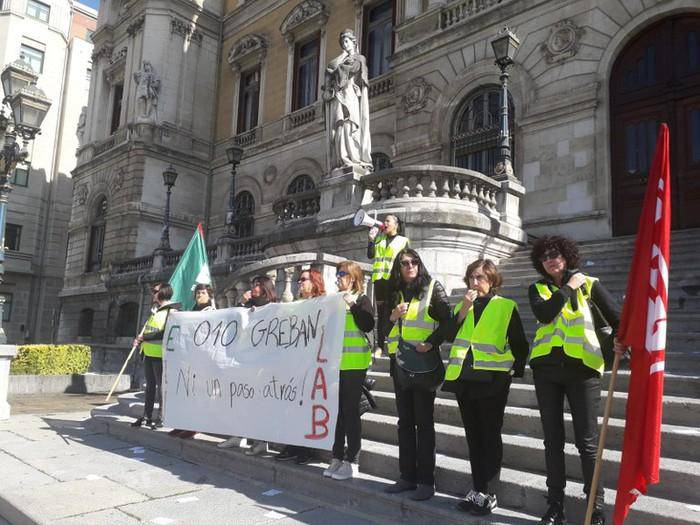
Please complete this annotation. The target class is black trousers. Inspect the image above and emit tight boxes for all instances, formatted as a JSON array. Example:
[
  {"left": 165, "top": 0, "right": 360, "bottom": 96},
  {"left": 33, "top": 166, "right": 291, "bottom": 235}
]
[
  {"left": 533, "top": 370, "right": 603, "bottom": 505},
  {"left": 332, "top": 369, "right": 367, "bottom": 463},
  {"left": 143, "top": 356, "right": 163, "bottom": 420},
  {"left": 373, "top": 279, "right": 391, "bottom": 350},
  {"left": 390, "top": 358, "right": 437, "bottom": 485},
  {"left": 455, "top": 377, "right": 511, "bottom": 493}
]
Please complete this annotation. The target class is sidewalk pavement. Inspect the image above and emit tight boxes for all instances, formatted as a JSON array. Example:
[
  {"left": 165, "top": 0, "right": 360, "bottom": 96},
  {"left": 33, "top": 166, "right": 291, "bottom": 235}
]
[{"left": 0, "top": 410, "right": 376, "bottom": 525}]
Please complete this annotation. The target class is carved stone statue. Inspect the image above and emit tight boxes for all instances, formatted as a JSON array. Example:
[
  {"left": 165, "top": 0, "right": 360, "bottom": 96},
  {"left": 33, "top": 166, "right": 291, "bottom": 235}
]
[
  {"left": 323, "top": 29, "right": 372, "bottom": 171},
  {"left": 133, "top": 61, "right": 160, "bottom": 121},
  {"left": 76, "top": 106, "right": 87, "bottom": 145}
]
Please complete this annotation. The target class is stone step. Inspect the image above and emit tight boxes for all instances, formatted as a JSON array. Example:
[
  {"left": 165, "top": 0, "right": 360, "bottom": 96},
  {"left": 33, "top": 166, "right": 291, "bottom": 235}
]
[
  {"left": 371, "top": 391, "right": 700, "bottom": 462},
  {"left": 370, "top": 357, "right": 700, "bottom": 397},
  {"left": 366, "top": 371, "right": 700, "bottom": 427},
  {"left": 361, "top": 412, "right": 700, "bottom": 505},
  {"left": 87, "top": 407, "right": 540, "bottom": 525},
  {"left": 360, "top": 440, "right": 700, "bottom": 525}
]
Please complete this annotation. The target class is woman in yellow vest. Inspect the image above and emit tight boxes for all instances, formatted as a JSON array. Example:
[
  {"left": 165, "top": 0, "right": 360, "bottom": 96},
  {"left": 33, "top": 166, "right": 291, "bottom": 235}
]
[
  {"left": 383, "top": 248, "right": 451, "bottom": 501},
  {"left": 529, "top": 236, "right": 624, "bottom": 525},
  {"left": 323, "top": 260, "right": 375, "bottom": 481},
  {"left": 367, "top": 214, "right": 409, "bottom": 352},
  {"left": 131, "top": 282, "right": 179, "bottom": 429},
  {"left": 443, "top": 259, "right": 528, "bottom": 516}
]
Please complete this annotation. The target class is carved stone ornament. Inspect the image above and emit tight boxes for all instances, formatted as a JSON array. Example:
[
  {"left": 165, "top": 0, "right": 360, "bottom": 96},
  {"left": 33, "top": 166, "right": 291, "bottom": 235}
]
[
  {"left": 127, "top": 16, "right": 145, "bottom": 37},
  {"left": 170, "top": 18, "right": 203, "bottom": 45},
  {"left": 91, "top": 45, "right": 113, "bottom": 62},
  {"left": 263, "top": 165, "right": 278, "bottom": 184},
  {"left": 228, "top": 34, "right": 268, "bottom": 70},
  {"left": 75, "top": 184, "right": 88, "bottom": 205},
  {"left": 110, "top": 47, "right": 128, "bottom": 65},
  {"left": 402, "top": 77, "right": 431, "bottom": 114},
  {"left": 280, "top": 0, "right": 329, "bottom": 44},
  {"left": 110, "top": 168, "right": 125, "bottom": 194},
  {"left": 541, "top": 20, "right": 585, "bottom": 64}
]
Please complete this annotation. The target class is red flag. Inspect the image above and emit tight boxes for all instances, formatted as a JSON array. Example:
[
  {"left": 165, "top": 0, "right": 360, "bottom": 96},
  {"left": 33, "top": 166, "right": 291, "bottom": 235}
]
[{"left": 613, "top": 124, "right": 671, "bottom": 524}]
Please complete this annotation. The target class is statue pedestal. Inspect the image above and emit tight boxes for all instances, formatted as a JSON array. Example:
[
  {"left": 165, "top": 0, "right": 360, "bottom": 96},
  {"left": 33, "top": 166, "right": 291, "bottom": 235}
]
[
  {"left": 317, "top": 165, "right": 372, "bottom": 223},
  {"left": 0, "top": 345, "right": 18, "bottom": 420}
]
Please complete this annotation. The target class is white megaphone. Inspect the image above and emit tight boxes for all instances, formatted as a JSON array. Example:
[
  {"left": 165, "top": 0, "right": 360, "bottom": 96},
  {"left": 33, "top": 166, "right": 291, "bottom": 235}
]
[{"left": 353, "top": 209, "right": 384, "bottom": 229}]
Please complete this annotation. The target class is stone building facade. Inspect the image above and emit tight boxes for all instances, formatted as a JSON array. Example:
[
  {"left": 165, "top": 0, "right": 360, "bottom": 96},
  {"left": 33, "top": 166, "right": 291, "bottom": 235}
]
[
  {"left": 0, "top": 0, "right": 96, "bottom": 343},
  {"left": 58, "top": 0, "right": 700, "bottom": 351}
]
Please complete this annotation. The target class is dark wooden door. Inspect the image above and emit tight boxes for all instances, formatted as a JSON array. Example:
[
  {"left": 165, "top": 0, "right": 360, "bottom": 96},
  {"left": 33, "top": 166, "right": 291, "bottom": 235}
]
[{"left": 610, "top": 16, "right": 700, "bottom": 235}]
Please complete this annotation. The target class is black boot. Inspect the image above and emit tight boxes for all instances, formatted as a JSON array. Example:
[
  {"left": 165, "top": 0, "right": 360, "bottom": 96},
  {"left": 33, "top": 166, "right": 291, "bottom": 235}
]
[
  {"left": 590, "top": 500, "right": 606, "bottom": 525},
  {"left": 130, "top": 417, "right": 144, "bottom": 428},
  {"left": 538, "top": 500, "right": 567, "bottom": 525}
]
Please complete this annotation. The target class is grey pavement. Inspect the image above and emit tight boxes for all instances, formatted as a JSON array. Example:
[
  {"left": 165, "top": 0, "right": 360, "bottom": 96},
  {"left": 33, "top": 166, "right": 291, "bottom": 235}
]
[{"left": 0, "top": 411, "right": 377, "bottom": 525}]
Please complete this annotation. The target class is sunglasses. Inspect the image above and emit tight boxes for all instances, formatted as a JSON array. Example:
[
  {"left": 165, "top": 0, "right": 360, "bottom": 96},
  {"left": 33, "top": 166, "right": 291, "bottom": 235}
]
[
  {"left": 298, "top": 277, "right": 310, "bottom": 283},
  {"left": 539, "top": 251, "right": 561, "bottom": 262},
  {"left": 400, "top": 258, "right": 420, "bottom": 268},
  {"left": 336, "top": 271, "right": 349, "bottom": 278}
]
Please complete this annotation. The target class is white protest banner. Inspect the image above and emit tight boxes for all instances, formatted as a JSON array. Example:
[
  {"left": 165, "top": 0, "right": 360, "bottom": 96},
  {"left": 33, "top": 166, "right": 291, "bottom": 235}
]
[{"left": 162, "top": 294, "right": 346, "bottom": 450}]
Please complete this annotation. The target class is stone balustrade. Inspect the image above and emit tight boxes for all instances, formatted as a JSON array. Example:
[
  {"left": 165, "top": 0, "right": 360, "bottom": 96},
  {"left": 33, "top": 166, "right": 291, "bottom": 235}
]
[
  {"left": 286, "top": 104, "right": 317, "bottom": 130},
  {"left": 272, "top": 189, "right": 321, "bottom": 223},
  {"left": 361, "top": 165, "right": 500, "bottom": 211},
  {"left": 369, "top": 74, "right": 394, "bottom": 98},
  {"left": 110, "top": 254, "right": 154, "bottom": 275},
  {"left": 233, "top": 128, "right": 257, "bottom": 147},
  {"left": 440, "top": 0, "right": 506, "bottom": 29},
  {"left": 91, "top": 126, "right": 130, "bottom": 157},
  {"left": 223, "top": 252, "right": 373, "bottom": 306}
]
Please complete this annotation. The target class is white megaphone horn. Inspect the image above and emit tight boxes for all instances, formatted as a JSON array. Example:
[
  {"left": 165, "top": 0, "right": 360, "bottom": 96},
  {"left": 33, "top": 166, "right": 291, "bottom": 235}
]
[{"left": 353, "top": 209, "right": 384, "bottom": 229}]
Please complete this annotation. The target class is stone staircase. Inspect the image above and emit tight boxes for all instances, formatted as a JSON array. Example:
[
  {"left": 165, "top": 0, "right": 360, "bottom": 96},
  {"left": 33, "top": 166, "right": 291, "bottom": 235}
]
[{"left": 89, "top": 229, "right": 700, "bottom": 524}]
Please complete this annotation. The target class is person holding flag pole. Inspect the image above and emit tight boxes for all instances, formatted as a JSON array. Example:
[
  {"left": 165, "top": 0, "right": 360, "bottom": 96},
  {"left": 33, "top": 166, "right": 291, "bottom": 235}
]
[{"left": 583, "top": 124, "right": 671, "bottom": 525}]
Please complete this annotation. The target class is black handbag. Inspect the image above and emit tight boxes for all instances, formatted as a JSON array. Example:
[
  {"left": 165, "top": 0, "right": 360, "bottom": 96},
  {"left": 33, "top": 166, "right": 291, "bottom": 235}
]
[
  {"left": 393, "top": 319, "right": 445, "bottom": 391},
  {"left": 359, "top": 376, "right": 377, "bottom": 416}
]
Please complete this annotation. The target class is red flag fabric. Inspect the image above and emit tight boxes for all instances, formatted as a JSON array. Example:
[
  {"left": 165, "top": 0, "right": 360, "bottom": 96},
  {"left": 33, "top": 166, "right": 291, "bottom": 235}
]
[{"left": 613, "top": 123, "right": 671, "bottom": 524}]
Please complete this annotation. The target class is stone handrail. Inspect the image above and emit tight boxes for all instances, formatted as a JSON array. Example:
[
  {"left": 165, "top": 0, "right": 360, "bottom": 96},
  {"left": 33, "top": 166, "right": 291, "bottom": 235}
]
[
  {"left": 92, "top": 127, "right": 129, "bottom": 157},
  {"left": 369, "top": 74, "right": 394, "bottom": 98},
  {"left": 286, "top": 104, "right": 317, "bottom": 130},
  {"left": 163, "top": 249, "right": 184, "bottom": 268},
  {"left": 110, "top": 254, "right": 154, "bottom": 275},
  {"left": 361, "top": 165, "right": 500, "bottom": 211},
  {"left": 233, "top": 128, "right": 257, "bottom": 147},
  {"left": 224, "top": 252, "right": 374, "bottom": 305},
  {"left": 440, "top": 0, "right": 505, "bottom": 29},
  {"left": 272, "top": 189, "right": 321, "bottom": 223},
  {"left": 216, "top": 235, "right": 264, "bottom": 262}
]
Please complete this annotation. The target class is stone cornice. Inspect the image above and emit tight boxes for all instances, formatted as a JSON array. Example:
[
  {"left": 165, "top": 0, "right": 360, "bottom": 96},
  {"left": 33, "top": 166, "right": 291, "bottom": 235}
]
[
  {"left": 227, "top": 33, "right": 268, "bottom": 71},
  {"left": 279, "top": 0, "right": 329, "bottom": 45}
]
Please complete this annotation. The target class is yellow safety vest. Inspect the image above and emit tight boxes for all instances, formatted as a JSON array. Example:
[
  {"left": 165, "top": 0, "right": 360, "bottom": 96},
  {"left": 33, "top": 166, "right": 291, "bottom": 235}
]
[
  {"left": 341, "top": 302, "right": 372, "bottom": 371},
  {"left": 141, "top": 307, "right": 171, "bottom": 358},
  {"left": 444, "top": 296, "right": 516, "bottom": 380},
  {"left": 530, "top": 276, "right": 604, "bottom": 375},
  {"left": 386, "top": 279, "right": 437, "bottom": 355},
  {"left": 371, "top": 234, "right": 409, "bottom": 282}
]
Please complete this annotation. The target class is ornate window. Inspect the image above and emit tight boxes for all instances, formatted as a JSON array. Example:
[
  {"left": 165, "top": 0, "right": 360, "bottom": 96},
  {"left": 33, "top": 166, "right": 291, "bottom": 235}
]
[
  {"left": 232, "top": 191, "right": 255, "bottom": 238},
  {"left": 115, "top": 302, "right": 138, "bottom": 337},
  {"left": 86, "top": 196, "right": 107, "bottom": 272},
  {"left": 293, "top": 36, "right": 320, "bottom": 110},
  {"left": 228, "top": 34, "right": 267, "bottom": 137},
  {"left": 78, "top": 308, "right": 94, "bottom": 336},
  {"left": 110, "top": 83, "right": 124, "bottom": 134},
  {"left": 372, "top": 152, "right": 392, "bottom": 171},
  {"left": 287, "top": 174, "right": 315, "bottom": 194},
  {"left": 20, "top": 44, "right": 44, "bottom": 73},
  {"left": 451, "top": 86, "right": 513, "bottom": 175},
  {"left": 363, "top": 0, "right": 394, "bottom": 79},
  {"left": 275, "top": 174, "right": 319, "bottom": 222},
  {"left": 237, "top": 68, "right": 260, "bottom": 133},
  {"left": 5, "top": 223, "right": 21, "bottom": 251}
]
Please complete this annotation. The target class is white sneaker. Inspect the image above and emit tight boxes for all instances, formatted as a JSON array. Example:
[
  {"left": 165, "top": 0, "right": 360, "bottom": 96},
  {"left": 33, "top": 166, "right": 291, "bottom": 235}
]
[
  {"left": 217, "top": 436, "right": 241, "bottom": 449},
  {"left": 245, "top": 440, "right": 267, "bottom": 456},
  {"left": 331, "top": 460, "right": 356, "bottom": 480},
  {"left": 323, "top": 458, "right": 343, "bottom": 478}
]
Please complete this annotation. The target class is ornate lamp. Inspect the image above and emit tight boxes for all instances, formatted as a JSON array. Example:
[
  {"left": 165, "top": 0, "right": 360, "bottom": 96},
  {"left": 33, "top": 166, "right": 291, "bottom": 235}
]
[{"left": 224, "top": 145, "right": 244, "bottom": 236}]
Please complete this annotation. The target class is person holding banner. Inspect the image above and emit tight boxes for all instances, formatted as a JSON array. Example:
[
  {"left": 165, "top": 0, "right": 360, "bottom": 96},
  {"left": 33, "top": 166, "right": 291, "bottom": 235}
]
[
  {"left": 323, "top": 260, "right": 375, "bottom": 481},
  {"left": 170, "top": 284, "right": 216, "bottom": 439},
  {"left": 528, "top": 236, "right": 623, "bottom": 525},
  {"left": 367, "top": 214, "right": 408, "bottom": 353},
  {"left": 383, "top": 248, "right": 451, "bottom": 501},
  {"left": 442, "top": 259, "right": 528, "bottom": 516},
  {"left": 276, "top": 269, "right": 326, "bottom": 465},
  {"left": 131, "top": 283, "right": 179, "bottom": 429}
]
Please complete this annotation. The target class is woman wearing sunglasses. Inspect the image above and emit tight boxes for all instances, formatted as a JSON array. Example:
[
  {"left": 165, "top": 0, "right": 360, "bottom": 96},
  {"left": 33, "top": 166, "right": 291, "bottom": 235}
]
[
  {"left": 218, "top": 276, "right": 278, "bottom": 453},
  {"left": 529, "top": 236, "right": 625, "bottom": 525},
  {"left": 383, "top": 248, "right": 451, "bottom": 501},
  {"left": 323, "top": 260, "right": 375, "bottom": 481},
  {"left": 442, "top": 259, "right": 528, "bottom": 516},
  {"left": 276, "top": 269, "right": 326, "bottom": 465}
]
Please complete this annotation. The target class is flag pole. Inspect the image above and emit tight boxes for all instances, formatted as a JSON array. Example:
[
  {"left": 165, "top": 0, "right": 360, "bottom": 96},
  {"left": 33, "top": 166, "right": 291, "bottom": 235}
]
[
  {"left": 105, "top": 324, "right": 146, "bottom": 403},
  {"left": 584, "top": 351, "right": 622, "bottom": 525}
]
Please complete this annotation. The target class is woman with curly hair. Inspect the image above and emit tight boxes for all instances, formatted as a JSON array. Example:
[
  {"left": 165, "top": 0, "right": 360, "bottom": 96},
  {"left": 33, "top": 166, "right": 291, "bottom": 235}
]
[{"left": 528, "top": 236, "right": 626, "bottom": 525}]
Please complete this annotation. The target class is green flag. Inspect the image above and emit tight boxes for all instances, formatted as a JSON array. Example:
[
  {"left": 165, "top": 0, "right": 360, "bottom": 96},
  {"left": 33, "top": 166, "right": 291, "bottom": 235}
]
[{"left": 169, "top": 223, "right": 211, "bottom": 311}]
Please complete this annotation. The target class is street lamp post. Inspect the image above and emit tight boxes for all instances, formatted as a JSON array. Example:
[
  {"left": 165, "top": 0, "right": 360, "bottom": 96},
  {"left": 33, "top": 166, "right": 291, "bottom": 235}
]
[
  {"left": 491, "top": 26, "right": 521, "bottom": 181},
  {"left": 224, "top": 145, "right": 244, "bottom": 238},
  {"left": 0, "top": 56, "right": 52, "bottom": 343},
  {"left": 156, "top": 165, "right": 178, "bottom": 253}
]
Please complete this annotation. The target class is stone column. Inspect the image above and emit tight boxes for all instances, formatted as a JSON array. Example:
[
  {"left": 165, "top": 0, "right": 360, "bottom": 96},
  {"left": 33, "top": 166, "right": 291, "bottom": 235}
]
[
  {"left": 317, "top": 165, "right": 372, "bottom": 223},
  {"left": 0, "top": 344, "right": 18, "bottom": 420},
  {"left": 498, "top": 178, "right": 526, "bottom": 233}
]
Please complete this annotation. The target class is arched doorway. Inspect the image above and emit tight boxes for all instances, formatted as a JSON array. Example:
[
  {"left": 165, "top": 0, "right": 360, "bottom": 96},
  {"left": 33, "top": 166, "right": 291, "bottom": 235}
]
[{"left": 610, "top": 15, "right": 700, "bottom": 235}]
